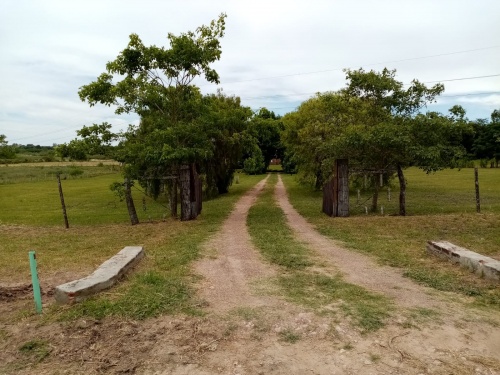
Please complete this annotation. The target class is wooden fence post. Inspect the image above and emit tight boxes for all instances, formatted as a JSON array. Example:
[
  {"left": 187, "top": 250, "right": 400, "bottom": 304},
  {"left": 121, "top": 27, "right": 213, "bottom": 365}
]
[
  {"left": 56, "top": 174, "right": 69, "bottom": 229},
  {"left": 475, "top": 167, "right": 480, "bottom": 213}
]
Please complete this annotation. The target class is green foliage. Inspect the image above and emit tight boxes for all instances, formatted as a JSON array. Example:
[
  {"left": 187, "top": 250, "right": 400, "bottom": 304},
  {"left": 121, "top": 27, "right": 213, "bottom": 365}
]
[
  {"left": 282, "top": 68, "right": 470, "bottom": 213},
  {"left": 0, "top": 134, "right": 17, "bottom": 159},
  {"left": 78, "top": 14, "right": 252, "bottom": 203},
  {"left": 243, "top": 147, "right": 266, "bottom": 175},
  {"left": 472, "top": 109, "right": 500, "bottom": 167},
  {"left": 55, "top": 139, "right": 88, "bottom": 161},
  {"left": 109, "top": 181, "right": 125, "bottom": 201},
  {"left": 199, "top": 91, "right": 253, "bottom": 195},
  {"left": 244, "top": 108, "right": 284, "bottom": 173}
]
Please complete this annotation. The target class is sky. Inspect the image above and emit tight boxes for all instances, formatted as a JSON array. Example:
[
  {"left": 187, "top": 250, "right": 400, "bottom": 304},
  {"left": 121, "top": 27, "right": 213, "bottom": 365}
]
[{"left": 1, "top": 0, "right": 499, "bottom": 146}]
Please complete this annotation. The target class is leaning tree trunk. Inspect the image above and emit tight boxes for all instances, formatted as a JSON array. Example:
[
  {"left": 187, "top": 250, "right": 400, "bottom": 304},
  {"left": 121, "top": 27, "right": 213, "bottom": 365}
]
[
  {"left": 397, "top": 164, "right": 406, "bottom": 216},
  {"left": 124, "top": 178, "right": 139, "bottom": 225}
]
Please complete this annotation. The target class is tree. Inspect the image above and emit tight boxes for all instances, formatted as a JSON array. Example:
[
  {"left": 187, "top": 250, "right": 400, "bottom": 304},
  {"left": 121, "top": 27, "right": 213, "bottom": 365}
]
[
  {"left": 55, "top": 140, "right": 88, "bottom": 161},
  {"left": 55, "top": 122, "right": 118, "bottom": 161},
  {"left": 199, "top": 90, "right": 252, "bottom": 195},
  {"left": 282, "top": 92, "right": 359, "bottom": 189},
  {"left": 244, "top": 108, "right": 283, "bottom": 174},
  {"left": 472, "top": 109, "right": 500, "bottom": 167},
  {"left": 79, "top": 14, "right": 227, "bottom": 221},
  {"left": 282, "top": 68, "right": 469, "bottom": 216},
  {"left": 0, "top": 135, "right": 17, "bottom": 159}
]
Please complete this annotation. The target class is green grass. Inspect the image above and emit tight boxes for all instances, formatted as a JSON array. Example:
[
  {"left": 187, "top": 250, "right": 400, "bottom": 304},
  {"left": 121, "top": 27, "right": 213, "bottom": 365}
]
[
  {"left": 247, "top": 174, "right": 312, "bottom": 269},
  {"left": 278, "top": 328, "right": 301, "bottom": 343},
  {"left": 0, "top": 170, "right": 265, "bottom": 321},
  {"left": 247, "top": 174, "right": 393, "bottom": 332},
  {"left": 0, "top": 172, "right": 171, "bottom": 226},
  {"left": 0, "top": 163, "right": 120, "bottom": 184},
  {"left": 278, "top": 272, "right": 392, "bottom": 332},
  {"left": 18, "top": 339, "right": 51, "bottom": 363},
  {"left": 280, "top": 169, "right": 500, "bottom": 310},
  {"left": 347, "top": 167, "right": 500, "bottom": 216}
]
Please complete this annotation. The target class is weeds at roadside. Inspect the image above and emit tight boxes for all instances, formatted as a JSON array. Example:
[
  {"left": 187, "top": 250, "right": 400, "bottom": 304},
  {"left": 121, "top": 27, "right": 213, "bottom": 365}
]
[
  {"left": 279, "top": 328, "right": 301, "bottom": 343},
  {"left": 18, "top": 339, "right": 51, "bottom": 363},
  {"left": 279, "top": 272, "right": 392, "bottom": 333}
]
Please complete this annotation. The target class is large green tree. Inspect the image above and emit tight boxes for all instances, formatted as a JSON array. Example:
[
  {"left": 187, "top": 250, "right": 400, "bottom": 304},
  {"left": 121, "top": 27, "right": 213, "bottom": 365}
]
[
  {"left": 200, "top": 91, "right": 252, "bottom": 195},
  {"left": 282, "top": 68, "right": 469, "bottom": 216},
  {"left": 79, "top": 14, "right": 227, "bottom": 221}
]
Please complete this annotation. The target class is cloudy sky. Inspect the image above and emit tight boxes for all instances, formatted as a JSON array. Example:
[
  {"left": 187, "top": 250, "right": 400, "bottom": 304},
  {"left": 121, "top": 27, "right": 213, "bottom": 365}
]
[{"left": 1, "top": 0, "right": 499, "bottom": 145}]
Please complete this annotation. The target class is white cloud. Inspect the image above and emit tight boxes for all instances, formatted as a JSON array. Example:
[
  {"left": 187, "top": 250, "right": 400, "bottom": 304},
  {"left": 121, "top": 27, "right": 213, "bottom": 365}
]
[{"left": 1, "top": 0, "right": 499, "bottom": 144}]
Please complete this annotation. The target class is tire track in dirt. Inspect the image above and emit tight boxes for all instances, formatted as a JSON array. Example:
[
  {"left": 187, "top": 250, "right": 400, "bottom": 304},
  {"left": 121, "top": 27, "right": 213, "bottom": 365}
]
[
  {"left": 275, "top": 174, "right": 445, "bottom": 310},
  {"left": 194, "top": 176, "right": 277, "bottom": 312}
]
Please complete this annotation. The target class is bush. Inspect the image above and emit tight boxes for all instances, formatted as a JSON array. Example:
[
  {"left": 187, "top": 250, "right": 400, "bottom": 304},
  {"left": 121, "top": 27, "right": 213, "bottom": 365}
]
[
  {"left": 243, "top": 150, "right": 266, "bottom": 175},
  {"left": 67, "top": 166, "right": 84, "bottom": 177}
]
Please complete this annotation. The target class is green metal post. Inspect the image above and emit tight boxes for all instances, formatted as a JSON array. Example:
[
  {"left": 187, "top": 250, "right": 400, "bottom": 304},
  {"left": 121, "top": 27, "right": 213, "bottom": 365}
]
[{"left": 29, "top": 251, "right": 42, "bottom": 314}]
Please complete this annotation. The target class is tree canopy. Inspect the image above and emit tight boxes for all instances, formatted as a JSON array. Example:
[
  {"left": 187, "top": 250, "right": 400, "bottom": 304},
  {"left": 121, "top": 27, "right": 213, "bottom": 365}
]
[{"left": 282, "top": 68, "right": 470, "bottom": 215}]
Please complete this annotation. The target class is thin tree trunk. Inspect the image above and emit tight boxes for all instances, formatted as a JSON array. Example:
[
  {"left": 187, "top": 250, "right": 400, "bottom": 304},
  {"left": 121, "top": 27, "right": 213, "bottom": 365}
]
[
  {"left": 371, "top": 179, "right": 379, "bottom": 212},
  {"left": 168, "top": 178, "right": 178, "bottom": 218},
  {"left": 179, "top": 164, "right": 192, "bottom": 221},
  {"left": 124, "top": 178, "right": 139, "bottom": 225},
  {"left": 189, "top": 164, "right": 199, "bottom": 220},
  {"left": 322, "top": 178, "right": 334, "bottom": 216},
  {"left": 397, "top": 164, "right": 406, "bottom": 216}
]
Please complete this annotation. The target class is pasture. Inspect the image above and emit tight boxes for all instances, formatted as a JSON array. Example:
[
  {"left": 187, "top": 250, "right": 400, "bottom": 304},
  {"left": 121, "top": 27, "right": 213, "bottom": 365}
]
[{"left": 0, "top": 165, "right": 499, "bottom": 317}]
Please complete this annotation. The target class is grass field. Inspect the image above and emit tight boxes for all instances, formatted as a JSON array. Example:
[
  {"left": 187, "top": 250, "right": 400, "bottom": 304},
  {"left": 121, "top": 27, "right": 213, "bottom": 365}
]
[
  {"left": 281, "top": 167, "right": 500, "bottom": 309},
  {"left": 0, "top": 169, "right": 263, "bottom": 320},
  {"left": 1, "top": 164, "right": 499, "bottom": 322}
]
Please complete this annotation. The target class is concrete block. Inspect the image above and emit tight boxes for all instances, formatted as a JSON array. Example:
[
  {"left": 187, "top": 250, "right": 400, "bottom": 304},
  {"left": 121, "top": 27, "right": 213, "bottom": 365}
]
[
  {"left": 427, "top": 241, "right": 500, "bottom": 282},
  {"left": 55, "top": 246, "right": 144, "bottom": 304}
]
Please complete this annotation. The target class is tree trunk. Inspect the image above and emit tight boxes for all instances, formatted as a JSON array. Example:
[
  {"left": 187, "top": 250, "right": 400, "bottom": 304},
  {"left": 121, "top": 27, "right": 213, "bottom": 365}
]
[
  {"left": 397, "top": 164, "right": 406, "bottom": 216},
  {"left": 179, "top": 164, "right": 192, "bottom": 221},
  {"left": 314, "top": 168, "right": 323, "bottom": 190},
  {"left": 371, "top": 179, "right": 379, "bottom": 212},
  {"left": 322, "top": 178, "right": 334, "bottom": 216},
  {"left": 335, "top": 159, "right": 349, "bottom": 217},
  {"left": 196, "top": 173, "right": 203, "bottom": 215},
  {"left": 124, "top": 178, "right": 139, "bottom": 225},
  {"left": 167, "top": 177, "right": 178, "bottom": 218},
  {"left": 189, "top": 164, "right": 199, "bottom": 220}
]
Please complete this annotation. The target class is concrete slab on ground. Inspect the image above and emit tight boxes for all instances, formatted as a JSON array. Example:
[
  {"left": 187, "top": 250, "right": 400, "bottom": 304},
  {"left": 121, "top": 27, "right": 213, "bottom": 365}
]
[
  {"left": 427, "top": 241, "right": 500, "bottom": 282},
  {"left": 54, "top": 246, "right": 144, "bottom": 304}
]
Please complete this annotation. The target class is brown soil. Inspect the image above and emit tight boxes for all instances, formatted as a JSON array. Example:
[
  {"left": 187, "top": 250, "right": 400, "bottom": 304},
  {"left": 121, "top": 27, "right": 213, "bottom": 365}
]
[{"left": 1, "top": 175, "right": 499, "bottom": 375}]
